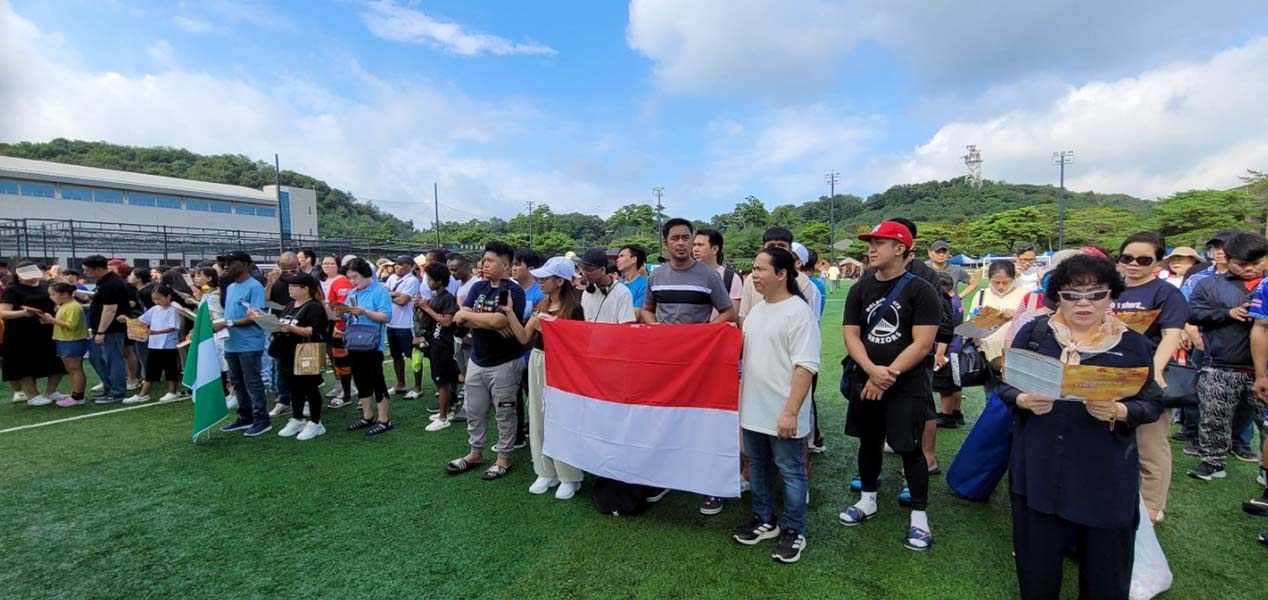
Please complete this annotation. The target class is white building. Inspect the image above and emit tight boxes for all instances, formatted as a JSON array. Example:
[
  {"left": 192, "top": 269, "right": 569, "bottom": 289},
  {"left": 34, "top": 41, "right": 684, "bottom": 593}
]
[{"left": 0, "top": 156, "right": 318, "bottom": 268}]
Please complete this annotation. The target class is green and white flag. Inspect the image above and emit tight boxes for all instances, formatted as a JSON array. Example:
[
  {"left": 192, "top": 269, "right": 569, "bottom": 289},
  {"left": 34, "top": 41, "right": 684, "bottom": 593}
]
[{"left": 183, "top": 301, "right": 228, "bottom": 441}]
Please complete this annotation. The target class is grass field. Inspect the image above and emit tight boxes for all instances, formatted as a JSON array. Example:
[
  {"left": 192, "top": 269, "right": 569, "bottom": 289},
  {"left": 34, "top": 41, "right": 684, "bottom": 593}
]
[{"left": 1, "top": 284, "right": 1264, "bottom": 599}]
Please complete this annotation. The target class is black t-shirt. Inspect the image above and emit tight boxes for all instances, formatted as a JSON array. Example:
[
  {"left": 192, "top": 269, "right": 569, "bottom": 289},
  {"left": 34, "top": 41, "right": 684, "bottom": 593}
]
[
  {"left": 419, "top": 289, "right": 459, "bottom": 343},
  {"left": 464, "top": 279, "right": 527, "bottom": 367},
  {"left": 532, "top": 305, "right": 586, "bottom": 351},
  {"left": 271, "top": 300, "right": 328, "bottom": 362},
  {"left": 2, "top": 281, "right": 55, "bottom": 315},
  {"left": 843, "top": 272, "right": 942, "bottom": 390},
  {"left": 1111, "top": 278, "right": 1189, "bottom": 346},
  {"left": 136, "top": 282, "right": 157, "bottom": 311},
  {"left": 90, "top": 271, "right": 130, "bottom": 334},
  {"left": 267, "top": 277, "right": 292, "bottom": 316}
]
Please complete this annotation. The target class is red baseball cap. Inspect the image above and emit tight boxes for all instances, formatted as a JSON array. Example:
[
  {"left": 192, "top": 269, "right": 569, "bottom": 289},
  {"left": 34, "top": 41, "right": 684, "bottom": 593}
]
[{"left": 858, "top": 221, "right": 913, "bottom": 248}]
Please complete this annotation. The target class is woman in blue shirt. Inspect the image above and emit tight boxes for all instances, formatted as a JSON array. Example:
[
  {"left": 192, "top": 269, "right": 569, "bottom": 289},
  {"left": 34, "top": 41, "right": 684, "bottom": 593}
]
[
  {"left": 999, "top": 254, "right": 1163, "bottom": 600},
  {"left": 334, "top": 258, "right": 394, "bottom": 436}
]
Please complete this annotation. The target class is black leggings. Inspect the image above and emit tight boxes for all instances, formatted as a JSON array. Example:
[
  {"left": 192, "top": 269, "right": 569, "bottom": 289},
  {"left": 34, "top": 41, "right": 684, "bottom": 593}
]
[
  {"left": 287, "top": 372, "right": 324, "bottom": 424},
  {"left": 858, "top": 430, "right": 929, "bottom": 511},
  {"left": 349, "top": 350, "right": 388, "bottom": 402}
]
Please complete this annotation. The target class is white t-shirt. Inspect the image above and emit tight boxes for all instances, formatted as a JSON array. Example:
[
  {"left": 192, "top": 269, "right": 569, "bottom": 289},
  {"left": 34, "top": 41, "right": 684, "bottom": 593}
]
[
  {"left": 739, "top": 296, "right": 821, "bottom": 438},
  {"left": 456, "top": 277, "right": 479, "bottom": 304},
  {"left": 139, "top": 304, "right": 180, "bottom": 350},
  {"left": 581, "top": 281, "right": 635, "bottom": 324},
  {"left": 384, "top": 273, "right": 419, "bottom": 330}
]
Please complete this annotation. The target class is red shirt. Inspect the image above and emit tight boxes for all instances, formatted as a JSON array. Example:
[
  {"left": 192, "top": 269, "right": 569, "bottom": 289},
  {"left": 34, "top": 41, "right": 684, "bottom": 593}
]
[{"left": 327, "top": 275, "right": 354, "bottom": 331}]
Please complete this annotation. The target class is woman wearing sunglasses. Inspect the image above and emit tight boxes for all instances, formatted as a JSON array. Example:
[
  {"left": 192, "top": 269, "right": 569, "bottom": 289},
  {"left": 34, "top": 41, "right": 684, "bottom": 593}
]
[
  {"left": 999, "top": 254, "right": 1163, "bottom": 600},
  {"left": 1111, "top": 232, "right": 1189, "bottom": 524}
]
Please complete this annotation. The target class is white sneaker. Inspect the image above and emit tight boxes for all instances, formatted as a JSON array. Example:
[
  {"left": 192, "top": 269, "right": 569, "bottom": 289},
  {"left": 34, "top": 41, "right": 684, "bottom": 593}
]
[
  {"left": 122, "top": 394, "right": 150, "bottom": 405},
  {"left": 225, "top": 395, "right": 239, "bottom": 410},
  {"left": 404, "top": 390, "right": 420, "bottom": 399},
  {"left": 48, "top": 392, "right": 69, "bottom": 401},
  {"left": 529, "top": 476, "right": 560, "bottom": 495},
  {"left": 555, "top": 482, "right": 581, "bottom": 500},
  {"left": 296, "top": 421, "right": 326, "bottom": 441},
  {"left": 13, "top": 391, "right": 29, "bottom": 402},
  {"left": 425, "top": 418, "right": 451, "bottom": 432},
  {"left": 90, "top": 383, "right": 104, "bottom": 394},
  {"left": 158, "top": 392, "right": 184, "bottom": 403},
  {"left": 28, "top": 394, "right": 53, "bottom": 407},
  {"left": 126, "top": 379, "right": 142, "bottom": 392},
  {"left": 278, "top": 418, "right": 307, "bottom": 437},
  {"left": 268, "top": 403, "right": 292, "bottom": 417},
  {"left": 429, "top": 413, "right": 443, "bottom": 422}
]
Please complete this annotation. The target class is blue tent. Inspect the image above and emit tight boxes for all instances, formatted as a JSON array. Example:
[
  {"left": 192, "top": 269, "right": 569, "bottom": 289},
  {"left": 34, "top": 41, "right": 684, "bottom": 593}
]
[{"left": 949, "top": 254, "right": 979, "bottom": 265}]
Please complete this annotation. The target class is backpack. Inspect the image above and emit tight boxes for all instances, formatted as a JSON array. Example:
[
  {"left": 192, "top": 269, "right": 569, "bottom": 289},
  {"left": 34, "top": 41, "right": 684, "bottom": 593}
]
[
  {"left": 723, "top": 267, "right": 740, "bottom": 293},
  {"left": 591, "top": 477, "right": 649, "bottom": 516}
]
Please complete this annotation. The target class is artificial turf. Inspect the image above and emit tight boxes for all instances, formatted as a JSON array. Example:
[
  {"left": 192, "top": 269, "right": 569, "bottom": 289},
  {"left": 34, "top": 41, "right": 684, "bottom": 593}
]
[{"left": 1, "top": 284, "right": 1264, "bottom": 599}]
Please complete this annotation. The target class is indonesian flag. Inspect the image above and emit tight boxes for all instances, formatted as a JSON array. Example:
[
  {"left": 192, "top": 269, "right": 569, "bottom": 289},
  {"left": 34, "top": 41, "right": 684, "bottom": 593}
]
[{"left": 540, "top": 320, "right": 743, "bottom": 498}]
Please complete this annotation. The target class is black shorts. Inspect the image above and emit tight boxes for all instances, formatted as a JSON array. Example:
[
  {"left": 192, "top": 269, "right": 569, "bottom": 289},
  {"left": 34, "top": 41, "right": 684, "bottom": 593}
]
[
  {"left": 386, "top": 327, "right": 413, "bottom": 360},
  {"left": 145, "top": 348, "right": 181, "bottom": 382},
  {"left": 931, "top": 364, "right": 961, "bottom": 394},
  {"left": 429, "top": 337, "right": 459, "bottom": 386}
]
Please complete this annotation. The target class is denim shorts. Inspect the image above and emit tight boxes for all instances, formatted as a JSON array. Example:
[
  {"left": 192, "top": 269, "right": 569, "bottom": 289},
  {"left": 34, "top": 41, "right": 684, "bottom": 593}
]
[{"left": 56, "top": 338, "right": 92, "bottom": 359}]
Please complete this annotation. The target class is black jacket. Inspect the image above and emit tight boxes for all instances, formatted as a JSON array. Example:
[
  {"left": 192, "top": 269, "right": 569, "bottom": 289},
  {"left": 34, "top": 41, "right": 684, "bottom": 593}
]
[{"left": 1187, "top": 271, "right": 1255, "bottom": 369}]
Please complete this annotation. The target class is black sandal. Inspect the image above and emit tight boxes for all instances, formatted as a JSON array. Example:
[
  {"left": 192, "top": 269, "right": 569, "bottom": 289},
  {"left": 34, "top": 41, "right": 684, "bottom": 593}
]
[
  {"left": 365, "top": 421, "right": 393, "bottom": 436},
  {"left": 445, "top": 457, "right": 482, "bottom": 475},
  {"left": 347, "top": 418, "right": 376, "bottom": 431}
]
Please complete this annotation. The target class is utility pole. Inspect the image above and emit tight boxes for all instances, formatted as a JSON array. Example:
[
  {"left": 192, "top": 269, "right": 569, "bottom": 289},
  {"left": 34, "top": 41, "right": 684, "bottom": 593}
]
[
  {"left": 1052, "top": 150, "right": 1074, "bottom": 249},
  {"left": 526, "top": 201, "right": 534, "bottom": 248},
  {"left": 652, "top": 186, "right": 664, "bottom": 237},
  {"left": 433, "top": 182, "right": 442, "bottom": 249},
  {"left": 825, "top": 172, "right": 839, "bottom": 259},
  {"left": 274, "top": 153, "right": 284, "bottom": 254}
]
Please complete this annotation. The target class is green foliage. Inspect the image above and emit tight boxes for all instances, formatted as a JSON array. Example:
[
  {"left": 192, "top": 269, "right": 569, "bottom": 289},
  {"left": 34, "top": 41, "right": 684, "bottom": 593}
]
[
  {"left": 1153, "top": 189, "right": 1259, "bottom": 247},
  {"left": 967, "top": 207, "right": 1050, "bottom": 254}
]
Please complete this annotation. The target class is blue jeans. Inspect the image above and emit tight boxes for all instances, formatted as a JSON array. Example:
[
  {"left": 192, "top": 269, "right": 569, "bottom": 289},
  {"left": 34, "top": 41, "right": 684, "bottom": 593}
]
[
  {"left": 88, "top": 333, "right": 127, "bottom": 398},
  {"left": 226, "top": 351, "right": 268, "bottom": 426},
  {"left": 743, "top": 428, "right": 808, "bottom": 534},
  {"left": 273, "top": 358, "right": 291, "bottom": 406}
]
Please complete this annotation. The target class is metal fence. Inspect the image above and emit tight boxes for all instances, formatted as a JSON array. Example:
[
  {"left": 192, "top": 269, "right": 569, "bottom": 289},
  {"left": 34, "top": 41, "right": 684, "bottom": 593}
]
[{"left": 0, "top": 218, "right": 481, "bottom": 268}]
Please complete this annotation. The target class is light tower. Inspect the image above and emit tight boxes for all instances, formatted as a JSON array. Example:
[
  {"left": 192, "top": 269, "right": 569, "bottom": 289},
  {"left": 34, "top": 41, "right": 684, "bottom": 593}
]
[{"left": 962, "top": 145, "right": 983, "bottom": 188}]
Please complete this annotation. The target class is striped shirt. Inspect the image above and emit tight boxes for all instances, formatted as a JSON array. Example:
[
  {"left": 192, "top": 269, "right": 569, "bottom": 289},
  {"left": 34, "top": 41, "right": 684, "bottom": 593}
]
[{"left": 645, "top": 260, "right": 733, "bottom": 324}]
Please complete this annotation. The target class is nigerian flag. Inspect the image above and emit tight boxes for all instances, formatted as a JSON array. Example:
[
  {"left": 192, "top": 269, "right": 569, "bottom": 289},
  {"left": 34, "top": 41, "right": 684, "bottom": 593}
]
[{"left": 183, "top": 301, "right": 228, "bottom": 441}]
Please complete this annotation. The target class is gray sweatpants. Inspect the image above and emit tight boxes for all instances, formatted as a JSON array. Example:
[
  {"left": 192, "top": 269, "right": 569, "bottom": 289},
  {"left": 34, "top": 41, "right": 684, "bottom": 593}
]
[
  {"left": 1197, "top": 367, "right": 1260, "bottom": 468},
  {"left": 465, "top": 358, "right": 523, "bottom": 460}
]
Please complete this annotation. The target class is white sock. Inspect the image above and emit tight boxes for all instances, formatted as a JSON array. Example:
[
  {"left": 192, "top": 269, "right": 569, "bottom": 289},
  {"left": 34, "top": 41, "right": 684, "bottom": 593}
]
[
  {"left": 910, "top": 510, "right": 929, "bottom": 531},
  {"left": 856, "top": 492, "right": 878, "bottom": 515}
]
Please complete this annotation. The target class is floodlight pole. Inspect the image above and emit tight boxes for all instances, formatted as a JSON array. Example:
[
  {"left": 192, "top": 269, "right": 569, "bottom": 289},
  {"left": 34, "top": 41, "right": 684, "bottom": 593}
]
[
  {"left": 1052, "top": 150, "right": 1074, "bottom": 249},
  {"left": 825, "top": 171, "right": 839, "bottom": 258}
]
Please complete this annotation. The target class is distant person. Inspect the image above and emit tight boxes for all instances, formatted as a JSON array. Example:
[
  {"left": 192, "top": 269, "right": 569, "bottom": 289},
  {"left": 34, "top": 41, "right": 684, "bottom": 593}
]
[
  {"left": 738, "top": 228, "right": 816, "bottom": 327},
  {"left": 324, "top": 257, "right": 356, "bottom": 408},
  {"left": 384, "top": 255, "right": 421, "bottom": 397},
  {"left": 448, "top": 252, "right": 477, "bottom": 417},
  {"left": 265, "top": 252, "right": 300, "bottom": 418},
  {"left": 272, "top": 273, "right": 329, "bottom": 441},
  {"left": 694, "top": 228, "right": 744, "bottom": 308},
  {"left": 926, "top": 240, "right": 979, "bottom": 299},
  {"left": 42, "top": 282, "right": 90, "bottom": 406},
  {"left": 1, "top": 263, "right": 66, "bottom": 406},
  {"left": 578, "top": 248, "right": 635, "bottom": 324},
  {"left": 82, "top": 255, "right": 130, "bottom": 404},
  {"left": 297, "top": 248, "right": 320, "bottom": 279},
  {"left": 333, "top": 257, "right": 394, "bottom": 436},
  {"left": 617, "top": 244, "right": 649, "bottom": 322},
  {"left": 827, "top": 262, "right": 841, "bottom": 293},
  {"left": 1161, "top": 247, "right": 1200, "bottom": 288},
  {"left": 123, "top": 286, "right": 184, "bottom": 404},
  {"left": 511, "top": 249, "right": 546, "bottom": 450},
  {"left": 418, "top": 262, "right": 460, "bottom": 432},
  {"left": 215, "top": 252, "right": 273, "bottom": 437},
  {"left": 1015, "top": 245, "right": 1041, "bottom": 291}
]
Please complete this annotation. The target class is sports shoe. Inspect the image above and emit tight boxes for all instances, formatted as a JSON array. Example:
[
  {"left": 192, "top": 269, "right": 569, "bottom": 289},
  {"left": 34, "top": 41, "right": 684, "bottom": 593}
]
[
  {"left": 404, "top": 390, "right": 420, "bottom": 400},
  {"left": 390, "top": 387, "right": 407, "bottom": 396},
  {"left": 268, "top": 403, "right": 292, "bottom": 418},
  {"left": 1182, "top": 440, "right": 1201, "bottom": 456},
  {"left": 296, "top": 421, "right": 326, "bottom": 441},
  {"left": 11, "top": 391, "right": 28, "bottom": 403},
  {"left": 954, "top": 410, "right": 966, "bottom": 426},
  {"left": 513, "top": 440, "right": 527, "bottom": 450},
  {"left": 1259, "top": 529, "right": 1268, "bottom": 547},
  {"left": 1232, "top": 447, "right": 1261, "bottom": 463},
  {"left": 1187, "top": 461, "right": 1226, "bottom": 481},
  {"left": 645, "top": 488, "right": 671, "bottom": 503},
  {"left": 1243, "top": 490, "right": 1268, "bottom": 517},
  {"left": 126, "top": 379, "right": 142, "bottom": 391},
  {"left": 56, "top": 396, "right": 85, "bottom": 407},
  {"left": 1169, "top": 431, "right": 1189, "bottom": 442},
  {"left": 809, "top": 438, "right": 826, "bottom": 454},
  {"left": 555, "top": 481, "right": 581, "bottom": 500},
  {"left": 122, "top": 394, "right": 150, "bottom": 405},
  {"left": 278, "top": 418, "right": 307, "bottom": 438},
  {"left": 48, "top": 392, "right": 69, "bottom": 402},
  {"left": 158, "top": 392, "right": 184, "bottom": 403},
  {"left": 221, "top": 418, "right": 252, "bottom": 432},
  {"left": 529, "top": 476, "right": 560, "bottom": 495},
  {"left": 773, "top": 530, "right": 806, "bottom": 563},
  {"left": 28, "top": 395, "right": 53, "bottom": 407},
  {"left": 733, "top": 516, "right": 781, "bottom": 545},
  {"left": 425, "top": 418, "right": 451, "bottom": 432},
  {"left": 244, "top": 422, "right": 273, "bottom": 437},
  {"left": 428, "top": 413, "right": 443, "bottom": 422},
  {"left": 93, "top": 395, "right": 122, "bottom": 405},
  {"left": 935, "top": 413, "right": 959, "bottom": 429},
  {"left": 700, "top": 497, "right": 724, "bottom": 515},
  {"left": 90, "top": 383, "right": 103, "bottom": 394}
]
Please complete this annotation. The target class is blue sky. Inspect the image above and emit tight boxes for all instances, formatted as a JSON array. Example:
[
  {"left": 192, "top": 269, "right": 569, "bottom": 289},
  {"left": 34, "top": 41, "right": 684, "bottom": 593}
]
[{"left": 3, "top": 0, "right": 1268, "bottom": 227}]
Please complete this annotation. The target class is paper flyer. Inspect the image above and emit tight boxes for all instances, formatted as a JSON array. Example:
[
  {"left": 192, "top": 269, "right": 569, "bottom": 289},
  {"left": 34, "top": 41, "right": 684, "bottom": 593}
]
[
  {"left": 1003, "top": 348, "right": 1148, "bottom": 402},
  {"left": 955, "top": 305, "right": 1012, "bottom": 339},
  {"left": 1112, "top": 309, "right": 1161, "bottom": 334}
]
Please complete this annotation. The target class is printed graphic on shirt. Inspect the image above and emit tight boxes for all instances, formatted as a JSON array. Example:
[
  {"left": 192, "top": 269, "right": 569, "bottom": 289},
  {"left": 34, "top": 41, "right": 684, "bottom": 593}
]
[{"left": 863, "top": 297, "right": 904, "bottom": 344}]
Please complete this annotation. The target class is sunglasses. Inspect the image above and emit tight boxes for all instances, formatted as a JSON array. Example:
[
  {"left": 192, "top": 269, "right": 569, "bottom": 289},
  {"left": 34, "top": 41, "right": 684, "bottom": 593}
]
[
  {"left": 1057, "top": 289, "right": 1112, "bottom": 302},
  {"left": 1117, "top": 254, "right": 1155, "bottom": 267}
]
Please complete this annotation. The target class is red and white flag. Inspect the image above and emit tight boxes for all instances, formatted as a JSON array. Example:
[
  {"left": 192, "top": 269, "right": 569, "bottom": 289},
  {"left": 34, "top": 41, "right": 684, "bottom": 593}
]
[{"left": 541, "top": 320, "right": 743, "bottom": 498}]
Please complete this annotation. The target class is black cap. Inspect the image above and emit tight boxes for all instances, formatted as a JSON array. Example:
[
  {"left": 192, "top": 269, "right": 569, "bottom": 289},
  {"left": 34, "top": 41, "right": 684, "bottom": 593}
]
[
  {"left": 1207, "top": 229, "right": 1240, "bottom": 247},
  {"left": 222, "top": 251, "right": 253, "bottom": 264},
  {"left": 929, "top": 240, "right": 950, "bottom": 252},
  {"left": 579, "top": 248, "right": 609, "bottom": 268},
  {"left": 282, "top": 272, "right": 319, "bottom": 287}
]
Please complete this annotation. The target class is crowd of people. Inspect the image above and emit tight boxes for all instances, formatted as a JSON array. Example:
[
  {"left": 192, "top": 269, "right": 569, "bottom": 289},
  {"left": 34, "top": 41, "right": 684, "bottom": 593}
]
[{"left": 3, "top": 216, "right": 1268, "bottom": 595}]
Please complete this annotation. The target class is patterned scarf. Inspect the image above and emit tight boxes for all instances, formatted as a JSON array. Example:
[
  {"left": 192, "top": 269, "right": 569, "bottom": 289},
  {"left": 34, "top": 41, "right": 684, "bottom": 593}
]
[{"left": 1048, "top": 312, "right": 1127, "bottom": 365}]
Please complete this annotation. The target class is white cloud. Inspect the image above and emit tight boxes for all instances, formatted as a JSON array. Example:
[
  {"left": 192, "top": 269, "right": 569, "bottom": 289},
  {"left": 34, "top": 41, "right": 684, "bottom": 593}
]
[
  {"left": 205, "top": 0, "right": 293, "bottom": 29},
  {"left": 0, "top": 2, "right": 605, "bottom": 229},
  {"left": 171, "top": 15, "right": 216, "bottom": 34},
  {"left": 626, "top": 0, "right": 1264, "bottom": 96},
  {"left": 361, "top": 0, "right": 556, "bottom": 57},
  {"left": 862, "top": 37, "right": 1268, "bottom": 199},
  {"left": 146, "top": 39, "right": 175, "bottom": 67}
]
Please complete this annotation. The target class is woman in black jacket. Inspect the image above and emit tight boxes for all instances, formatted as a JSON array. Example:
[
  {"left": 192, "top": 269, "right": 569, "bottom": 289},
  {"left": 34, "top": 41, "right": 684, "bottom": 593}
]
[{"left": 999, "top": 254, "right": 1163, "bottom": 600}]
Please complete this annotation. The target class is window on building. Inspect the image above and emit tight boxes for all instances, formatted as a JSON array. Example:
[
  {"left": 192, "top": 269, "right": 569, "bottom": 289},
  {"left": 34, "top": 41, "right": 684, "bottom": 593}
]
[
  {"left": 61, "top": 186, "right": 92, "bottom": 201},
  {"left": 20, "top": 182, "right": 55, "bottom": 198},
  {"left": 93, "top": 190, "right": 124, "bottom": 204},
  {"left": 128, "top": 193, "right": 157, "bottom": 207},
  {"left": 235, "top": 204, "right": 256, "bottom": 215},
  {"left": 256, "top": 207, "right": 276, "bottom": 217},
  {"left": 0, "top": 180, "right": 19, "bottom": 195},
  {"left": 156, "top": 196, "right": 182, "bottom": 209},
  {"left": 209, "top": 201, "right": 231, "bottom": 214},
  {"left": 186, "top": 199, "right": 210, "bottom": 211}
]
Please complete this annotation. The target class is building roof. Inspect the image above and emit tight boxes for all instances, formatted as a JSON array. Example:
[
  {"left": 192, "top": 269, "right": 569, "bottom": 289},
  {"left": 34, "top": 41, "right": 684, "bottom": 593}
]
[{"left": 0, "top": 155, "right": 277, "bottom": 203}]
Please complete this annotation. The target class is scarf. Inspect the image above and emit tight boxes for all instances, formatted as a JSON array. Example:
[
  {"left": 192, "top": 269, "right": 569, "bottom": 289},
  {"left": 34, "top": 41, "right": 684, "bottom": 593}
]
[{"left": 1048, "top": 312, "right": 1127, "bottom": 365}]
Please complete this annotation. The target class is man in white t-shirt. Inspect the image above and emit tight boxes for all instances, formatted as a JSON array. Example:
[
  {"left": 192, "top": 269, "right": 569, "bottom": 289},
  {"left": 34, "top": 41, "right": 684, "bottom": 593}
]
[
  {"left": 448, "top": 252, "right": 478, "bottom": 419},
  {"left": 694, "top": 228, "right": 744, "bottom": 307},
  {"left": 384, "top": 255, "right": 420, "bottom": 396},
  {"left": 578, "top": 249, "right": 635, "bottom": 324}
]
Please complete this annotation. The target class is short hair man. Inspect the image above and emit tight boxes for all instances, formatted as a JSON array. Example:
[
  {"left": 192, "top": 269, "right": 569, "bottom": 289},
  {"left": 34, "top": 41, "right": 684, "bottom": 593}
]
[
  {"left": 579, "top": 248, "right": 635, "bottom": 324},
  {"left": 385, "top": 254, "right": 421, "bottom": 397},
  {"left": 81, "top": 255, "right": 130, "bottom": 403},
  {"left": 213, "top": 251, "right": 274, "bottom": 437},
  {"left": 926, "top": 240, "right": 979, "bottom": 300},
  {"left": 617, "top": 244, "right": 648, "bottom": 321},
  {"left": 694, "top": 228, "right": 744, "bottom": 307}
]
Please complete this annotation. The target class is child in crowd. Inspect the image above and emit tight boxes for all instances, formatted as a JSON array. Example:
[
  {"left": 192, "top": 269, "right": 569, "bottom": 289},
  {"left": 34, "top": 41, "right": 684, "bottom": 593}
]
[
  {"left": 121, "top": 286, "right": 184, "bottom": 404},
  {"left": 40, "top": 282, "right": 90, "bottom": 406}
]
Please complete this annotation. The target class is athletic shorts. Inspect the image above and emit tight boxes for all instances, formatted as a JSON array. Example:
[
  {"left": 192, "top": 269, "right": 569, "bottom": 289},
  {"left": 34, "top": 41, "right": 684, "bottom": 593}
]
[{"left": 386, "top": 327, "right": 413, "bottom": 360}]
